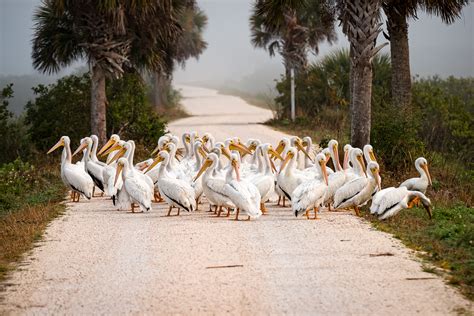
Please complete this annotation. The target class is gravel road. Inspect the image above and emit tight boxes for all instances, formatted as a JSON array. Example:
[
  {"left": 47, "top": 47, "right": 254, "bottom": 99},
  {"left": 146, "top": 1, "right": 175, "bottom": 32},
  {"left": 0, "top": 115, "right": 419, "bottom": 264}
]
[{"left": 0, "top": 86, "right": 471, "bottom": 315}]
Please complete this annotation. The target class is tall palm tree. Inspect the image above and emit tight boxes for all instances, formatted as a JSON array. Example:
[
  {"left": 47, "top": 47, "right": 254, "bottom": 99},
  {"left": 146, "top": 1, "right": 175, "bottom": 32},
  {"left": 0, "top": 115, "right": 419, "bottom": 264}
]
[
  {"left": 250, "top": 0, "right": 337, "bottom": 119},
  {"left": 152, "top": 0, "right": 208, "bottom": 112},
  {"left": 338, "top": 0, "right": 387, "bottom": 148},
  {"left": 32, "top": 0, "right": 181, "bottom": 143},
  {"left": 383, "top": 0, "right": 467, "bottom": 109}
]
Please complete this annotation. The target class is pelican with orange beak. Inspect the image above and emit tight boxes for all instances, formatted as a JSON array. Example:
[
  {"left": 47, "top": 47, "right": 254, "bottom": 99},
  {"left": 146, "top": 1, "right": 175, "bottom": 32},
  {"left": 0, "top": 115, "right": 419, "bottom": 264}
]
[
  {"left": 400, "top": 157, "right": 432, "bottom": 193},
  {"left": 48, "top": 136, "right": 94, "bottom": 202},
  {"left": 292, "top": 153, "right": 329, "bottom": 219},
  {"left": 334, "top": 161, "right": 381, "bottom": 216},
  {"left": 114, "top": 158, "right": 152, "bottom": 212}
]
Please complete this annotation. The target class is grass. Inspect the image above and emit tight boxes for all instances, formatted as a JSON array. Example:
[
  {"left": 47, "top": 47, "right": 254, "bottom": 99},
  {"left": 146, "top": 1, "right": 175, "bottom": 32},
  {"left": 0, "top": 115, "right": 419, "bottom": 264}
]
[
  {"left": 365, "top": 205, "right": 474, "bottom": 300},
  {"left": 0, "top": 158, "right": 65, "bottom": 281}
]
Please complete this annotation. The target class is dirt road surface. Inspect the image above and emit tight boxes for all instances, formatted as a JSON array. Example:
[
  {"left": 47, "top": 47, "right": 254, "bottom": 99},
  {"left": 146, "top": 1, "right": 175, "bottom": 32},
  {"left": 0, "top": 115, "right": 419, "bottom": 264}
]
[{"left": 1, "top": 86, "right": 471, "bottom": 315}]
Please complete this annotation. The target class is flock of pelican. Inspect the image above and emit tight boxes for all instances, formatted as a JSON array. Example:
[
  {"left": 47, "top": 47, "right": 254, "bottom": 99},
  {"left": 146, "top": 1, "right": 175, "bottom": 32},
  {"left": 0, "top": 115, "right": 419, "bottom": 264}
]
[{"left": 47, "top": 132, "right": 433, "bottom": 221}]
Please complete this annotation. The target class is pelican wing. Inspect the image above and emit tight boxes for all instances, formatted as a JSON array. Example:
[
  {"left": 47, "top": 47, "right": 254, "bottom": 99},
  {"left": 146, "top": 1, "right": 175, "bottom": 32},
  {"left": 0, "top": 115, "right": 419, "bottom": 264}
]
[
  {"left": 158, "top": 178, "right": 196, "bottom": 212},
  {"left": 87, "top": 160, "right": 105, "bottom": 192},
  {"left": 374, "top": 187, "right": 409, "bottom": 216},
  {"left": 292, "top": 180, "right": 326, "bottom": 215},
  {"left": 63, "top": 163, "right": 94, "bottom": 199},
  {"left": 124, "top": 176, "right": 152, "bottom": 211},
  {"left": 334, "top": 177, "right": 368, "bottom": 208},
  {"left": 370, "top": 187, "right": 396, "bottom": 214}
]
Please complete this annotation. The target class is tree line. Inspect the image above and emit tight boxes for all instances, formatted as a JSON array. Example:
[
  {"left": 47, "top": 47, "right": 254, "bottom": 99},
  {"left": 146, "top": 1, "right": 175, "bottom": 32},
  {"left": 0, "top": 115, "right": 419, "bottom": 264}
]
[{"left": 250, "top": 0, "right": 467, "bottom": 148}]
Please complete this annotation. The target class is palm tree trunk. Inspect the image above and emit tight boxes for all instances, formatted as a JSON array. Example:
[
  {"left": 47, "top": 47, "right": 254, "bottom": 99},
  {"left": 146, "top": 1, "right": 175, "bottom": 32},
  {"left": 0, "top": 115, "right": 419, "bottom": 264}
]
[
  {"left": 153, "top": 72, "right": 168, "bottom": 113},
  {"left": 91, "top": 65, "right": 107, "bottom": 144},
  {"left": 345, "top": 0, "right": 386, "bottom": 147},
  {"left": 385, "top": 5, "right": 411, "bottom": 108},
  {"left": 351, "top": 61, "right": 372, "bottom": 147}
]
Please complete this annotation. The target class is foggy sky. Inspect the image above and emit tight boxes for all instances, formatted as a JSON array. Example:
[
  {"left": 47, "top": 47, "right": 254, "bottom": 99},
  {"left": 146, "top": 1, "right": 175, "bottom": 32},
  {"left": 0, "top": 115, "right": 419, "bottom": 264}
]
[{"left": 1, "top": 0, "right": 473, "bottom": 85}]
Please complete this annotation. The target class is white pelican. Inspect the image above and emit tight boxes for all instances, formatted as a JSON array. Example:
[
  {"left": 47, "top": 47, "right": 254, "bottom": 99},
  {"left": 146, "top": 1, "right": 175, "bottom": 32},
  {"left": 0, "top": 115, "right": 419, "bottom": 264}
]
[
  {"left": 343, "top": 144, "right": 353, "bottom": 169},
  {"left": 323, "top": 140, "right": 346, "bottom": 211},
  {"left": 202, "top": 132, "right": 215, "bottom": 152},
  {"left": 72, "top": 137, "right": 105, "bottom": 195},
  {"left": 97, "top": 134, "right": 121, "bottom": 163},
  {"left": 248, "top": 144, "right": 279, "bottom": 214},
  {"left": 48, "top": 136, "right": 94, "bottom": 202},
  {"left": 343, "top": 148, "right": 367, "bottom": 183},
  {"left": 90, "top": 135, "right": 107, "bottom": 167},
  {"left": 302, "top": 136, "right": 315, "bottom": 169},
  {"left": 194, "top": 153, "right": 236, "bottom": 217},
  {"left": 147, "top": 151, "right": 196, "bottom": 216},
  {"left": 333, "top": 161, "right": 381, "bottom": 216},
  {"left": 400, "top": 157, "right": 432, "bottom": 193},
  {"left": 370, "top": 186, "right": 432, "bottom": 220},
  {"left": 292, "top": 153, "right": 329, "bottom": 219},
  {"left": 363, "top": 144, "right": 377, "bottom": 164},
  {"left": 224, "top": 153, "right": 261, "bottom": 220},
  {"left": 114, "top": 158, "right": 152, "bottom": 212},
  {"left": 277, "top": 147, "right": 312, "bottom": 204}
]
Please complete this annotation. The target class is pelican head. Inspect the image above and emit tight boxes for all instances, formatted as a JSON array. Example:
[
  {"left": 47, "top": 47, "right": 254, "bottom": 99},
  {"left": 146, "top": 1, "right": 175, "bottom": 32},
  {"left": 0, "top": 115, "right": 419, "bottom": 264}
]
[
  {"left": 367, "top": 161, "right": 381, "bottom": 190},
  {"left": 47, "top": 136, "right": 70, "bottom": 154},
  {"left": 343, "top": 144, "right": 353, "bottom": 169},
  {"left": 363, "top": 144, "right": 377, "bottom": 163},
  {"left": 415, "top": 157, "right": 432, "bottom": 186},
  {"left": 72, "top": 137, "right": 92, "bottom": 157},
  {"left": 279, "top": 147, "right": 297, "bottom": 174},
  {"left": 315, "top": 153, "right": 328, "bottom": 185},
  {"left": 98, "top": 134, "right": 120, "bottom": 156}
]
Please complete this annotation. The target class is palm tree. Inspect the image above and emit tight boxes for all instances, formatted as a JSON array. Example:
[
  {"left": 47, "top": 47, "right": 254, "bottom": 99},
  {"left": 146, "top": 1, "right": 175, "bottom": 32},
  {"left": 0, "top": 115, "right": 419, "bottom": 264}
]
[
  {"left": 152, "top": 0, "right": 208, "bottom": 112},
  {"left": 32, "top": 0, "right": 181, "bottom": 143},
  {"left": 337, "top": 0, "right": 387, "bottom": 148},
  {"left": 383, "top": 0, "right": 467, "bottom": 109},
  {"left": 250, "top": 0, "right": 337, "bottom": 120}
]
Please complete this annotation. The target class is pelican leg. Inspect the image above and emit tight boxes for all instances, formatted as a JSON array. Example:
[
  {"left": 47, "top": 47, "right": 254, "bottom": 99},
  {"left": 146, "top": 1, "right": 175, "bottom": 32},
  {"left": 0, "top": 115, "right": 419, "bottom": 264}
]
[
  {"left": 226, "top": 208, "right": 231, "bottom": 217},
  {"left": 234, "top": 208, "right": 240, "bottom": 221},
  {"left": 277, "top": 196, "right": 281, "bottom": 206},
  {"left": 70, "top": 191, "right": 74, "bottom": 201},
  {"left": 167, "top": 206, "right": 172, "bottom": 216},
  {"left": 92, "top": 186, "right": 95, "bottom": 197},
  {"left": 260, "top": 202, "right": 266, "bottom": 214},
  {"left": 282, "top": 196, "right": 286, "bottom": 207},
  {"left": 328, "top": 204, "right": 333, "bottom": 212},
  {"left": 207, "top": 204, "right": 213, "bottom": 212},
  {"left": 177, "top": 208, "right": 180, "bottom": 216},
  {"left": 247, "top": 216, "right": 251, "bottom": 221},
  {"left": 214, "top": 205, "right": 218, "bottom": 214},
  {"left": 354, "top": 206, "right": 361, "bottom": 217},
  {"left": 217, "top": 206, "right": 223, "bottom": 217},
  {"left": 131, "top": 203, "right": 135, "bottom": 213},
  {"left": 195, "top": 198, "right": 200, "bottom": 211},
  {"left": 313, "top": 207, "right": 320, "bottom": 220},
  {"left": 101, "top": 191, "right": 104, "bottom": 197},
  {"left": 305, "top": 210, "right": 310, "bottom": 219},
  {"left": 408, "top": 197, "right": 420, "bottom": 209}
]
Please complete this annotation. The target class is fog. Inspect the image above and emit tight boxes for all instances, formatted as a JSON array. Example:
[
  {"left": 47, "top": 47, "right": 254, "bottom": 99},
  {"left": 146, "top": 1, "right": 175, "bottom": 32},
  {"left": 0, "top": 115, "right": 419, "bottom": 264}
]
[{"left": 1, "top": 0, "right": 473, "bottom": 94}]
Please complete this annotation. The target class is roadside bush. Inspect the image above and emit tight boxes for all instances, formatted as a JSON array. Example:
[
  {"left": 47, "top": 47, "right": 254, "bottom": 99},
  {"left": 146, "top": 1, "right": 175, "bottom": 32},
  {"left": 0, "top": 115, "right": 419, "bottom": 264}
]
[
  {"left": 25, "top": 73, "right": 166, "bottom": 151},
  {"left": 0, "top": 84, "right": 32, "bottom": 164}
]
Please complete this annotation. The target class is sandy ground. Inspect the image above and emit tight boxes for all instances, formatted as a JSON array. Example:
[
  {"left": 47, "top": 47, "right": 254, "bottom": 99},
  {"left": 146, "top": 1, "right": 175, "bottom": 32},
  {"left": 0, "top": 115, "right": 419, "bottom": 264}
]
[{"left": 0, "top": 86, "right": 471, "bottom": 315}]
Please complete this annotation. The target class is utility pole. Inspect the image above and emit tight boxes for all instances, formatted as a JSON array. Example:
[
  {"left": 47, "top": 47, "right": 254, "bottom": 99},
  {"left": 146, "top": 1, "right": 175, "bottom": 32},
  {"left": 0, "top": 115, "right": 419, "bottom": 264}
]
[{"left": 290, "top": 67, "right": 295, "bottom": 121}]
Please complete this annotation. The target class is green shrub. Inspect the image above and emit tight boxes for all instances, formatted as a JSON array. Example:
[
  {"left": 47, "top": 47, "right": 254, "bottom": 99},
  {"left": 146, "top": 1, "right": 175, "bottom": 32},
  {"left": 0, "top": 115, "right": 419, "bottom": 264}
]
[
  {"left": 25, "top": 73, "right": 166, "bottom": 151},
  {"left": 0, "top": 84, "right": 33, "bottom": 164}
]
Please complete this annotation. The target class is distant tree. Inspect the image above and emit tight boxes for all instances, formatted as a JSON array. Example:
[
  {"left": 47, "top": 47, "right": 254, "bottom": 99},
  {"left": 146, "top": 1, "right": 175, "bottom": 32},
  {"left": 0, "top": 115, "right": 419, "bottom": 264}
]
[
  {"left": 32, "top": 0, "right": 181, "bottom": 143},
  {"left": 152, "top": 0, "right": 208, "bottom": 112},
  {"left": 250, "top": 0, "right": 337, "bottom": 119},
  {"left": 382, "top": 0, "right": 468, "bottom": 109}
]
